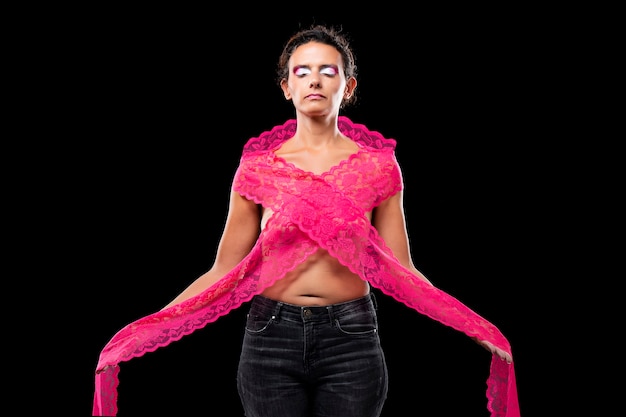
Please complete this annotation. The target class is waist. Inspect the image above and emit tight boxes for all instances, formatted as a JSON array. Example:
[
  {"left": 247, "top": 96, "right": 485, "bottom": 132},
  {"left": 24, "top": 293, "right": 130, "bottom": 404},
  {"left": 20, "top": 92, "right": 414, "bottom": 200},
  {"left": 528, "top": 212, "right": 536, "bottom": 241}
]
[
  {"left": 249, "top": 293, "right": 378, "bottom": 323},
  {"left": 260, "top": 256, "right": 370, "bottom": 304}
]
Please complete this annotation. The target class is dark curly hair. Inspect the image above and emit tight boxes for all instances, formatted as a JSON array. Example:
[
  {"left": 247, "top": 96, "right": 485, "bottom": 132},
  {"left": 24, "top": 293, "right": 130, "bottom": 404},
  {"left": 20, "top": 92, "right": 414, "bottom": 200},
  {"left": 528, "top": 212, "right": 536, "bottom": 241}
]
[{"left": 276, "top": 25, "right": 358, "bottom": 108}]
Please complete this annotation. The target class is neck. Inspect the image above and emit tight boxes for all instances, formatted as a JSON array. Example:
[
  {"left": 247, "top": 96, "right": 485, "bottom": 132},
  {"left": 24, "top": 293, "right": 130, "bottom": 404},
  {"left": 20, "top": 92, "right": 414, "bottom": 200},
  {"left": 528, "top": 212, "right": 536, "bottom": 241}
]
[{"left": 293, "top": 114, "right": 343, "bottom": 147}]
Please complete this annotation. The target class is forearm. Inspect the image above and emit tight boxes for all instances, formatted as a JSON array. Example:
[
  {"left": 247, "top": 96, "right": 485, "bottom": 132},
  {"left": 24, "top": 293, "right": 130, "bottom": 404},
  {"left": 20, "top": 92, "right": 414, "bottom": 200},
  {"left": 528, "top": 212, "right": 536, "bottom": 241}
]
[
  {"left": 161, "top": 269, "right": 223, "bottom": 310},
  {"left": 408, "top": 264, "right": 434, "bottom": 286}
]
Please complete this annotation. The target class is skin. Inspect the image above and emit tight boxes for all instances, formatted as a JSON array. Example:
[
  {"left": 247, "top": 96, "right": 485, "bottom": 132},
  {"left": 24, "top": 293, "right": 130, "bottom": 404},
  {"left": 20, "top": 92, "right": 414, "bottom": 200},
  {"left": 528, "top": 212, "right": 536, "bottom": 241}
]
[{"left": 160, "top": 41, "right": 512, "bottom": 364}]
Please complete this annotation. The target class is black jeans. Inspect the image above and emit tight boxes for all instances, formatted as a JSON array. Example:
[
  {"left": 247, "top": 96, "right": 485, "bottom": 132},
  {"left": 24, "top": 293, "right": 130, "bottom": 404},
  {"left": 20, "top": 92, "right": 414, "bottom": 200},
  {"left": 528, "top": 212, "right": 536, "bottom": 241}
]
[{"left": 237, "top": 293, "right": 388, "bottom": 417}]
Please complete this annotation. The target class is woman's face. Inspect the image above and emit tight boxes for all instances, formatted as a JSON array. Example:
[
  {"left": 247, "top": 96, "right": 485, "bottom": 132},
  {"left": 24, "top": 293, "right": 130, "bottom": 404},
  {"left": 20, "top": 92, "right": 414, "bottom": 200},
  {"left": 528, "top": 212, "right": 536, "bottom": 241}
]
[{"left": 281, "top": 42, "right": 351, "bottom": 117}]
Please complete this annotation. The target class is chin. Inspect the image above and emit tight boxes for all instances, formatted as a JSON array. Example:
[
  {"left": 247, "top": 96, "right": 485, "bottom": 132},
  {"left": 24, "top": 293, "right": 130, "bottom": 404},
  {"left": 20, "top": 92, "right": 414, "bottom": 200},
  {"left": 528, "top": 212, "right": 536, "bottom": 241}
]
[{"left": 300, "top": 109, "right": 332, "bottom": 118}]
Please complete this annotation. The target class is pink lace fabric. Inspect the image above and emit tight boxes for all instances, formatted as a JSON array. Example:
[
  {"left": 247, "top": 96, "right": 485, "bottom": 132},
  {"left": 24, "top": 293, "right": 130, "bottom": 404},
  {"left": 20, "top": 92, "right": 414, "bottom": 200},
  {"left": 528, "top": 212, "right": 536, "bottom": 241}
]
[{"left": 93, "top": 116, "right": 519, "bottom": 416}]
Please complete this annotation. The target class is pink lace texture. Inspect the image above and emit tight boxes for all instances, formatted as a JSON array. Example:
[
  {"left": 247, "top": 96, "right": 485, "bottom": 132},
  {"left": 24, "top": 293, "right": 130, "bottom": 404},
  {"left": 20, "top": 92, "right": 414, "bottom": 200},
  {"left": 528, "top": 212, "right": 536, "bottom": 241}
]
[{"left": 93, "top": 116, "right": 519, "bottom": 416}]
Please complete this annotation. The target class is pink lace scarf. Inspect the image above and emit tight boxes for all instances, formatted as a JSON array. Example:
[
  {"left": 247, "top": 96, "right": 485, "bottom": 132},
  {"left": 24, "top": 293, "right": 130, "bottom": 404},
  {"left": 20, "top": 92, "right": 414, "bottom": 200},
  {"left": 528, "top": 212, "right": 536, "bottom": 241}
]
[{"left": 93, "top": 116, "right": 519, "bottom": 416}]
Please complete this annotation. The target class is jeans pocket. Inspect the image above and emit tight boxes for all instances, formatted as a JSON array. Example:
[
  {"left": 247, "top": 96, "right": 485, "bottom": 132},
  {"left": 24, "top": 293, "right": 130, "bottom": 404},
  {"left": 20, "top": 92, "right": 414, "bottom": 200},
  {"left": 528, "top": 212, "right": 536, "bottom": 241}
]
[
  {"left": 334, "top": 310, "right": 378, "bottom": 336},
  {"left": 244, "top": 313, "right": 274, "bottom": 334}
]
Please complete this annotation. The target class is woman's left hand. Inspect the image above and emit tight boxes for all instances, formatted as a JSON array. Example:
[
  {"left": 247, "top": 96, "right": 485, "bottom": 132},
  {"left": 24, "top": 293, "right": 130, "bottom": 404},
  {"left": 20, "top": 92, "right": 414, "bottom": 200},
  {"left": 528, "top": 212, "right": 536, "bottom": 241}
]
[{"left": 473, "top": 338, "right": 513, "bottom": 364}]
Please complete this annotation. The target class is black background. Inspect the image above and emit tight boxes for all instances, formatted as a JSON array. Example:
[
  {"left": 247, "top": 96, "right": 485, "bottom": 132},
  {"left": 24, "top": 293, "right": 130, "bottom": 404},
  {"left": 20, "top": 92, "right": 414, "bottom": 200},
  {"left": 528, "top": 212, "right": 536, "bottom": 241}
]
[{"left": 40, "top": 6, "right": 570, "bottom": 417}]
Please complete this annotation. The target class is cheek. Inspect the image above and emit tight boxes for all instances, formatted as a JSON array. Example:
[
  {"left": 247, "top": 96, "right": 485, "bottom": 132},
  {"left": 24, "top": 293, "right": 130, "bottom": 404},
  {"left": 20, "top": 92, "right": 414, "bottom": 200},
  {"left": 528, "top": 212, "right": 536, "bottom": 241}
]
[
  {"left": 288, "top": 76, "right": 306, "bottom": 87},
  {"left": 287, "top": 78, "right": 307, "bottom": 94}
]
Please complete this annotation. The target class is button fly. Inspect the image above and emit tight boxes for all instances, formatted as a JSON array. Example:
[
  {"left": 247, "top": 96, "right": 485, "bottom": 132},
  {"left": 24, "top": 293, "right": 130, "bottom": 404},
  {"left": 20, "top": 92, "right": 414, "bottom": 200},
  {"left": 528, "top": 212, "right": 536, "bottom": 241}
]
[{"left": 303, "top": 308, "right": 313, "bottom": 318}]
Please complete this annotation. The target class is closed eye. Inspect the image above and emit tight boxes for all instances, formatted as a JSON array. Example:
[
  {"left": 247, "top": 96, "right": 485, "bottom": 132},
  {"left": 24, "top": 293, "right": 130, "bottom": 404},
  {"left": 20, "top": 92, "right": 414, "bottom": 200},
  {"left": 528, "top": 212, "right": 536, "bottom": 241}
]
[
  {"left": 320, "top": 67, "right": 338, "bottom": 76},
  {"left": 294, "top": 67, "right": 311, "bottom": 77}
]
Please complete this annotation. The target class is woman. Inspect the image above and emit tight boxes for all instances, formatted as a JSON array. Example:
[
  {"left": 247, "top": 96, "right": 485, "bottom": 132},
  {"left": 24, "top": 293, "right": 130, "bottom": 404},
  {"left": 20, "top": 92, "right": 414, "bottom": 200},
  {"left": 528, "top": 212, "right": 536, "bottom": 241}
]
[{"left": 93, "top": 24, "right": 519, "bottom": 417}]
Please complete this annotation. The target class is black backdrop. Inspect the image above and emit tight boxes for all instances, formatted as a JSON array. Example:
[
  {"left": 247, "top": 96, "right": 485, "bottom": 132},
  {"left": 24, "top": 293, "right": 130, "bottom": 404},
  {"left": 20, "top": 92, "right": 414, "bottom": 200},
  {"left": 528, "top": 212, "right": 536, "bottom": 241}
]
[{"left": 63, "top": 9, "right": 554, "bottom": 417}]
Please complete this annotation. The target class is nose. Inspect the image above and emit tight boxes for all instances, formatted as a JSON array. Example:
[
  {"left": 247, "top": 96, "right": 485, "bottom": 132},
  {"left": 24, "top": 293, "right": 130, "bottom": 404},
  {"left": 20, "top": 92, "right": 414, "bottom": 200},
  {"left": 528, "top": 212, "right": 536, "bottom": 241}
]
[{"left": 309, "top": 79, "right": 321, "bottom": 88}]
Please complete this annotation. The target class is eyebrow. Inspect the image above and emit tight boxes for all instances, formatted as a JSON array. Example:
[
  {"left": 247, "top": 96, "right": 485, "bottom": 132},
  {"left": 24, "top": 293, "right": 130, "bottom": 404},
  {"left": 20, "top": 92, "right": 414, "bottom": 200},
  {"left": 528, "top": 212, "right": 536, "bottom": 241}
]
[{"left": 293, "top": 64, "right": 339, "bottom": 71}]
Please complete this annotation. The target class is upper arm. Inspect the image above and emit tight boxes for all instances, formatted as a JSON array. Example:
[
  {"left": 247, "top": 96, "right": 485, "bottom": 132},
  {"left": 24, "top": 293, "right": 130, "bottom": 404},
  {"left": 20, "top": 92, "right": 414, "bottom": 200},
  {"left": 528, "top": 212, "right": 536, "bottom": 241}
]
[
  {"left": 160, "top": 186, "right": 261, "bottom": 310},
  {"left": 372, "top": 190, "right": 433, "bottom": 285},
  {"left": 372, "top": 190, "right": 413, "bottom": 269},
  {"left": 212, "top": 187, "right": 261, "bottom": 275}
]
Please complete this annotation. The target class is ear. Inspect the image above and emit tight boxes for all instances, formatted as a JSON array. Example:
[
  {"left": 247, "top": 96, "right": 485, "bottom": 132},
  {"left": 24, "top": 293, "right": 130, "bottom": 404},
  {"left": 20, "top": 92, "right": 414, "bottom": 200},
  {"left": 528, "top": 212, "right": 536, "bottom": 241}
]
[
  {"left": 280, "top": 78, "right": 292, "bottom": 100},
  {"left": 344, "top": 77, "right": 357, "bottom": 99}
]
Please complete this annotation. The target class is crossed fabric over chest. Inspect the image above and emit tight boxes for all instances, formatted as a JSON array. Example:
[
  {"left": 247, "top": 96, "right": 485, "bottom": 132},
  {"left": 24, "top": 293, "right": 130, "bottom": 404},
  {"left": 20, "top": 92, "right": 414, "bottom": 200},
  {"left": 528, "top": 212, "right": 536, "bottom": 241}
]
[{"left": 93, "top": 116, "right": 519, "bottom": 417}]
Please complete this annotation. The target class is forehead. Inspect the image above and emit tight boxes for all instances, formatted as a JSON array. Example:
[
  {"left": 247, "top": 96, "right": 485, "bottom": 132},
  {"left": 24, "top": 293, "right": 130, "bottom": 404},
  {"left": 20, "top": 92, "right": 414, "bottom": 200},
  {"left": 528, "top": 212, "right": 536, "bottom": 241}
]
[{"left": 289, "top": 42, "right": 343, "bottom": 67}]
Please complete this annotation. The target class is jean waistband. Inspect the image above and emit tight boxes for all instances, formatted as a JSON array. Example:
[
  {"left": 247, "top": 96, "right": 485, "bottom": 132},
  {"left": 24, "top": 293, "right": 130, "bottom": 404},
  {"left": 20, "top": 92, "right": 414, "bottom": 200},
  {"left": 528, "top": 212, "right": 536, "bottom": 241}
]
[{"left": 250, "top": 293, "right": 377, "bottom": 323}]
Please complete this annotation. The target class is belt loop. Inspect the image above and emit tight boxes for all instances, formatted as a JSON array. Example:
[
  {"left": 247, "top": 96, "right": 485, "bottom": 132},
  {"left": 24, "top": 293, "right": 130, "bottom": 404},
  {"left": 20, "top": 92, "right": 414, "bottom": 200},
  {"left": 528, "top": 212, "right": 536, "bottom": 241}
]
[
  {"left": 326, "top": 305, "right": 334, "bottom": 325},
  {"left": 272, "top": 302, "right": 283, "bottom": 321},
  {"left": 370, "top": 292, "right": 378, "bottom": 311}
]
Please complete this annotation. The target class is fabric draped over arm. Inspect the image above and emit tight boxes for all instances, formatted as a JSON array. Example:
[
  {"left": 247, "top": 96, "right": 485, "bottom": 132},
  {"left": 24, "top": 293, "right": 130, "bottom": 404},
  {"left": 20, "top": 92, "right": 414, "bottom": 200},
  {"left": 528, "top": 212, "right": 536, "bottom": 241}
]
[{"left": 92, "top": 116, "right": 519, "bottom": 417}]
